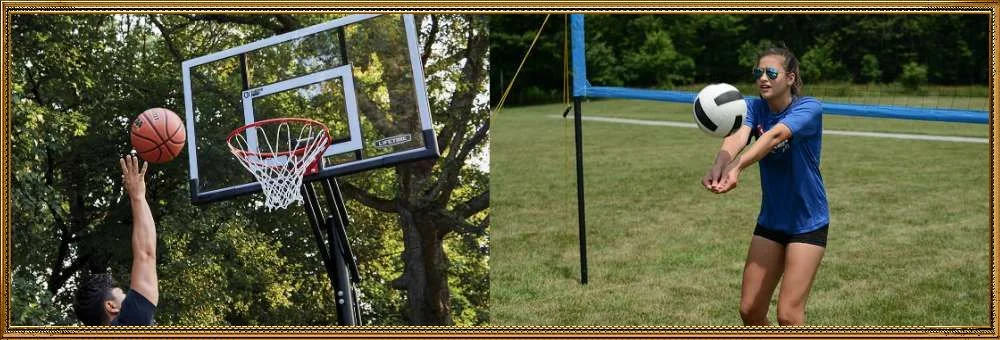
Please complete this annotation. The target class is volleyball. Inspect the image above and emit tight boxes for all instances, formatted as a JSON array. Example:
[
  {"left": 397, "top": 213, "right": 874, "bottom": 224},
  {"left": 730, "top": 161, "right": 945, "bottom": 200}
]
[{"left": 693, "top": 83, "right": 747, "bottom": 138}]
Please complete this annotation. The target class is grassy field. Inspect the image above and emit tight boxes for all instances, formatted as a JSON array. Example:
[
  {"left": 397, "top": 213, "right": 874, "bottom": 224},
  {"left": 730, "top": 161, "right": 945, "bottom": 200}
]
[{"left": 490, "top": 99, "right": 990, "bottom": 326}]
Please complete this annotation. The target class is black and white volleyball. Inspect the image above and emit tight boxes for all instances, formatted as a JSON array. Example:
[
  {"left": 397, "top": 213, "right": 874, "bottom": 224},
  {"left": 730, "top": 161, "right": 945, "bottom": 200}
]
[{"left": 693, "top": 83, "right": 747, "bottom": 138}]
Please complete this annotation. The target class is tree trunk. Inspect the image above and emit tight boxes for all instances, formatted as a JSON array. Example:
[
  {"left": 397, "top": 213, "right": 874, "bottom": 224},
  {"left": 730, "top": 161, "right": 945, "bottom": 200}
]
[{"left": 394, "top": 207, "right": 452, "bottom": 325}]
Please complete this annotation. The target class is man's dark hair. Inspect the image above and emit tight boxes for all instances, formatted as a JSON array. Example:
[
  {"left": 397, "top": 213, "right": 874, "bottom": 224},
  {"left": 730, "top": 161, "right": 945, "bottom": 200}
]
[{"left": 73, "top": 273, "right": 119, "bottom": 326}]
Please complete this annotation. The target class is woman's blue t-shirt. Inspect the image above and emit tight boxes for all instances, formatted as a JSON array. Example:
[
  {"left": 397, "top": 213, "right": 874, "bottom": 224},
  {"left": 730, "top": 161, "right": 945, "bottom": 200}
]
[{"left": 743, "top": 96, "right": 829, "bottom": 234}]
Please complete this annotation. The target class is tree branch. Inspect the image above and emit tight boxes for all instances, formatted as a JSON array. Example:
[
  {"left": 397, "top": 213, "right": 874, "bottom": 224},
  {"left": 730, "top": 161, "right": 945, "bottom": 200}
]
[
  {"left": 440, "top": 120, "right": 469, "bottom": 169},
  {"left": 25, "top": 66, "right": 46, "bottom": 106},
  {"left": 48, "top": 253, "right": 89, "bottom": 296},
  {"left": 429, "top": 119, "right": 488, "bottom": 206},
  {"left": 453, "top": 119, "right": 489, "bottom": 171},
  {"left": 355, "top": 90, "right": 402, "bottom": 137},
  {"left": 433, "top": 124, "right": 458, "bottom": 166},
  {"left": 398, "top": 165, "right": 413, "bottom": 205},
  {"left": 421, "top": 15, "right": 439, "bottom": 68},
  {"left": 180, "top": 14, "right": 287, "bottom": 33},
  {"left": 476, "top": 215, "right": 489, "bottom": 231},
  {"left": 149, "top": 16, "right": 186, "bottom": 62},
  {"left": 45, "top": 146, "right": 54, "bottom": 185},
  {"left": 435, "top": 18, "right": 488, "bottom": 152},
  {"left": 453, "top": 190, "right": 488, "bottom": 219},
  {"left": 46, "top": 203, "right": 70, "bottom": 295},
  {"left": 152, "top": 16, "right": 247, "bottom": 115},
  {"left": 338, "top": 181, "right": 397, "bottom": 213},
  {"left": 44, "top": 196, "right": 68, "bottom": 237},
  {"left": 272, "top": 15, "right": 303, "bottom": 32},
  {"left": 71, "top": 189, "right": 85, "bottom": 232},
  {"left": 434, "top": 209, "right": 487, "bottom": 236}
]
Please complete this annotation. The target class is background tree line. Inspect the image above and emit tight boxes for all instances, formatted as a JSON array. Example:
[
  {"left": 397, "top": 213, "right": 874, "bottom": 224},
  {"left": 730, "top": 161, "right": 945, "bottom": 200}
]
[
  {"left": 11, "top": 14, "right": 488, "bottom": 326},
  {"left": 489, "top": 14, "right": 989, "bottom": 106}
]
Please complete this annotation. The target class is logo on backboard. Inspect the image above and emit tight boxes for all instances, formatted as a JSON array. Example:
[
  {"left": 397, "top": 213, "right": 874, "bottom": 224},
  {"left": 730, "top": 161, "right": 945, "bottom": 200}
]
[
  {"left": 243, "top": 89, "right": 263, "bottom": 98},
  {"left": 374, "top": 134, "right": 412, "bottom": 148}
]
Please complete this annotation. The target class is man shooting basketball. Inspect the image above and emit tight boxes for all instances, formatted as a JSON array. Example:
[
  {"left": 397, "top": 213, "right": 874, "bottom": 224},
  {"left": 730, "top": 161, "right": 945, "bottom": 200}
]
[{"left": 73, "top": 155, "right": 158, "bottom": 326}]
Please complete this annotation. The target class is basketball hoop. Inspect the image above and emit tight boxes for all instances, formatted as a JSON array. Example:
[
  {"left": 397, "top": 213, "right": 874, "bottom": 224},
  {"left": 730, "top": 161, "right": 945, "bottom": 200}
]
[{"left": 227, "top": 118, "right": 331, "bottom": 210}]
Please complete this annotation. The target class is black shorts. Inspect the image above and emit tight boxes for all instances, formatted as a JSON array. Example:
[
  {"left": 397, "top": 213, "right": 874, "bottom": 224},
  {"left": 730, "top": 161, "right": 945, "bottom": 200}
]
[{"left": 753, "top": 224, "right": 828, "bottom": 247}]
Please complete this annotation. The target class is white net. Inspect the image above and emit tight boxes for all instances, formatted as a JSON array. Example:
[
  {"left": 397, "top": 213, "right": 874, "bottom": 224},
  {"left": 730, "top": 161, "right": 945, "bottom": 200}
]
[{"left": 228, "top": 119, "right": 330, "bottom": 210}]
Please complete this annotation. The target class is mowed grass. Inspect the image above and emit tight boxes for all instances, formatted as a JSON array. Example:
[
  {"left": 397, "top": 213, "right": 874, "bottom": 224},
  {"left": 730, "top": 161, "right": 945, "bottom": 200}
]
[{"left": 490, "top": 99, "right": 990, "bottom": 326}]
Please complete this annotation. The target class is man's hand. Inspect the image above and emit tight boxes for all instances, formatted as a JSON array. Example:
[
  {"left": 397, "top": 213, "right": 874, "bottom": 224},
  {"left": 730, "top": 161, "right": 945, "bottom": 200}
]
[{"left": 120, "top": 155, "right": 148, "bottom": 199}]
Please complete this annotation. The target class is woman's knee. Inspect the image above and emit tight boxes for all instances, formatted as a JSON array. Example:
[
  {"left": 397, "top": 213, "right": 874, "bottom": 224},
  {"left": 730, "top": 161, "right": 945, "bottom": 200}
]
[
  {"left": 739, "top": 300, "right": 767, "bottom": 322},
  {"left": 776, "top": 305, "right": 805, "bottom": 326}
]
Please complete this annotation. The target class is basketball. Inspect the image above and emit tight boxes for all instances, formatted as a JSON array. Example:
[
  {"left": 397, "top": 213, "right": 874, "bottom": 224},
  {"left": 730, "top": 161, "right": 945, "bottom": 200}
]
[
  {"left": 693, "top": 83, "right": 747, "bottom": 138},
  {"left": 130, "top": 108, "right": 186, "bottom": 163}
]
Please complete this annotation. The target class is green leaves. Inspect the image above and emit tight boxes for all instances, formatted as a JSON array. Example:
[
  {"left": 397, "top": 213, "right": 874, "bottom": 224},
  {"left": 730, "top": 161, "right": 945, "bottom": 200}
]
[
  {"left": 860, "top": 54, "right": 882, "bottom": 84},
  {"left": 623, "top": 30, "right": 695, "bottom": 87},
  {"left": 900, "top": 62, "right": 929, "bottom": 92},
  {"left": 800, "top": 36, "right": 851, "bottom": 83},
  {"left": 11, "top": 270, "right": 75, "bottom": 326}
]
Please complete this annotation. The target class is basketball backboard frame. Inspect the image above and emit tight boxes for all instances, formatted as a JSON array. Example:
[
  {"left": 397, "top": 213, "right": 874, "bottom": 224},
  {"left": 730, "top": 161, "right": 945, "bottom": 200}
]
[
  {"left": 181, "top": 14, "right": 438, "bottom": 205},
  {"left": 241, "top": 64, "right": 362, "bottom": 158}
]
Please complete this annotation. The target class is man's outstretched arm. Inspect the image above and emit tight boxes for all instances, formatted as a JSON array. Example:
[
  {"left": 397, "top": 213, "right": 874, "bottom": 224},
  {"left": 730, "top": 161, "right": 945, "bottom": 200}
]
[{"left": 120, "top": 155, "right": 158, "bottom": 306}]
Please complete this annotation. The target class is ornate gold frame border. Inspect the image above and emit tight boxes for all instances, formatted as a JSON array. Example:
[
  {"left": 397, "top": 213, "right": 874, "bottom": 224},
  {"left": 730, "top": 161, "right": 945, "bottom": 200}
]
[{"left": 1, "top": 1, "right": 997, "bottom": 338}]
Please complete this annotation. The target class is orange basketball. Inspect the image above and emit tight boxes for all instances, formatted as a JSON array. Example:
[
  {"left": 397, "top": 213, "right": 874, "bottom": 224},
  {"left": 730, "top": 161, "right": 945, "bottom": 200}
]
[{"left": 130, "top": 108, "right": 186, "bottom": 164}]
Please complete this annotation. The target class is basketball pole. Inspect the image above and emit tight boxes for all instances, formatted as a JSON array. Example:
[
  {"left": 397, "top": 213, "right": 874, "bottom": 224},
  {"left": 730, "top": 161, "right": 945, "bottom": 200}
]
[
  {"left": 320, "top": 178, "right": 363, "bottom": 323},
  {"left": 573, "top": 97, "right": 588, "bottom": 285},
  {"left": 302, "top": 179, "right": 361, "bottom": 326}
]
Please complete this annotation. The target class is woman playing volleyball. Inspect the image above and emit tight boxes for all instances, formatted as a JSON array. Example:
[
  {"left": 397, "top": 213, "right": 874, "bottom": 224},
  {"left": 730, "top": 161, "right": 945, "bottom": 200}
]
[{"left": 702, "top": 47, "right": 828, "bottom": 326}]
